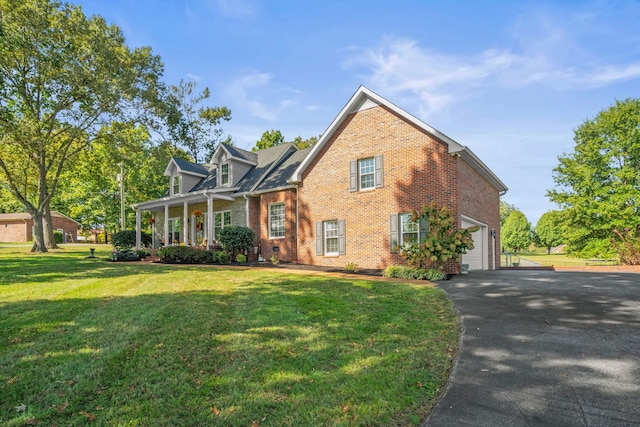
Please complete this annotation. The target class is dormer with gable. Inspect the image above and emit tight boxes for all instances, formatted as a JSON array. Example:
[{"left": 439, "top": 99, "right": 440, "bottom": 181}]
[
  {"left": 163, "top": 157, "right": 210, "bottom": 195},
  {"left": 209, "top": 143, "right": 258, "bottom": 188}
]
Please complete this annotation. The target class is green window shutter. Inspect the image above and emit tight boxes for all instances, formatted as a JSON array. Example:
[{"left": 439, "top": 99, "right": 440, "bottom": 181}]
[
  {"left": 374, "top": 154, "right": 384, "bottom": 188},
  {"left": 315, "top": 221, "right": 323, "bottom": 256},
  {"left": 390, "top": 214, "right": 399, "bottom": 253},
  {"left": 338, "top": 219, "right": 346, "bottom": 255},
  {"left": 419, "top": 217, "right": 428, "bottom": 241},
  {"left": 349, "top": 160, "right": 357, "bottom": 192}
]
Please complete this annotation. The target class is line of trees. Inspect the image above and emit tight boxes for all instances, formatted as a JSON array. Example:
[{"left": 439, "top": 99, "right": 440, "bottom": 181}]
[{"left": 501, "top": 97, "right": 640, "bottom": 264}]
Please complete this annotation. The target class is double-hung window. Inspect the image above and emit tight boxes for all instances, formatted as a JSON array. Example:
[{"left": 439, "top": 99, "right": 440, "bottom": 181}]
[
  {"left": 350, "top": 155, "right": 383, "bottom": 192},
  {"left": 390, "top": 213, "right": 427, "bottom": 253},
  {"left": 172, "top": 176, "right": 181, "bottom": 195},
  {"left": 214, "top": 211, "right": 231, "bottom": 240},
  {"left": 324, "top": 221, "right": 339, "bottom": 255},
  {"left": 315, "top": 219, "right": 346, "bottom": 256},
  {"left": 359, "top": 158, "right": 375, "bottom": 190},
  {"left": 269, "top": 203, "right": 285, "bottom": 239},
  {"left": 400, "top": 213, "right": 420, "bottom": 243},
  {"left": 220, "top": 164, "right": 229, "bottom": 185}
]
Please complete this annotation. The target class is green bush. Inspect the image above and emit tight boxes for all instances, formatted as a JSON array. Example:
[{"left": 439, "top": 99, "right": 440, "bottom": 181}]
[
  {"left": 217, "top": 226, "right": 255, "bottom": 258},
  {"left": 345, "top": 262, "right": 359, "bottom": 273},
  {"left": 111, "top": 248, "right": 140, "bottom": 262},
  {"left": 54, "top": 230, "right": 64, "bottom": 244},
  {"left": 216, "top": 250, "right": 232, "bottom": 264},
  {"left": 382, "top": 265, "right": 446, "bottom": 281},
  {"left": 157, "top": 246, "right": 215, "bottom": 264},
  {"left": 112, "top": 230, "right": 152, "bottom": 249},
  {"left": 236, "top": 253, "right": 247, "bottom": 263}
]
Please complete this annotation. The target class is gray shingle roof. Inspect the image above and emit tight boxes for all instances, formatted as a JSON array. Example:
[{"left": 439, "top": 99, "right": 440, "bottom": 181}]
[
  {"left": 185, "top": 143, "right": 307, "bottom": 194},
  {"left": 172, "top": 157, "right": 209, "bottom": 176}
]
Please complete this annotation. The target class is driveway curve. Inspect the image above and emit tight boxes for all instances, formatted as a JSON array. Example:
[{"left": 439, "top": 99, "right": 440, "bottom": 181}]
[{"left": 425, "top": 270, "right": 640, "bottom": 427}]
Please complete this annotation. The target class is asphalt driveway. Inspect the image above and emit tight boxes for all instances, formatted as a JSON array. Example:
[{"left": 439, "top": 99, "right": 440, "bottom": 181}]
[{"left": 425, "top": 270, "right": 640, "bottom": 427}]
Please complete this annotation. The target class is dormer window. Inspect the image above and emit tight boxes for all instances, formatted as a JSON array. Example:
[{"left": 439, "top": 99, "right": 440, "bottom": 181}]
[
  {"left": 221, "top": 163, "right": 229, "bottom": 185},
  {"left": 172, "top": 175, "right": 181, "bottom": 195}
]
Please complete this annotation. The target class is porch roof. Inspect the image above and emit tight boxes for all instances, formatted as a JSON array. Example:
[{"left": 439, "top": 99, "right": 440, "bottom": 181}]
[{"left": 132, "top": 190, "right": 236, "bottom": 211}]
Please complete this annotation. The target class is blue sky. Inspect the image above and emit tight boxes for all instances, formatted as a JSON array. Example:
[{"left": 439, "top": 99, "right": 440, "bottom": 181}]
[{"left": 78, "top": 0, "right": 640, "bottom": 226}]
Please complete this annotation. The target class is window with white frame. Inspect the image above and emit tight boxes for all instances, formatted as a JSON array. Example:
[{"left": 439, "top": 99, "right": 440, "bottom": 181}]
[
  {"left": 172, "top": 176, "right": 181, "bottom": 195},
  {"left": 359, "top": 158, "right": 375, "bottom": 190},
  {"left": 390, "top": 213, "right": 427, "bottom": 253},
  {"left": 400, "top": 213, "right": 420, "bottom": 243},
  {"left": 324, "top": 220, "right": 339, "bottom": 255},
  {"left": 220, "top": 164, "right": 229, "bottom": 185},
  {"left": 214, "top": 210, "right": 231, "bottom": 240},
  {"left": 350, "top": 155, "right": 383, "bottom": 192},
  {"left": 269, "top": 203, "right": 285, "bottom": 239}
]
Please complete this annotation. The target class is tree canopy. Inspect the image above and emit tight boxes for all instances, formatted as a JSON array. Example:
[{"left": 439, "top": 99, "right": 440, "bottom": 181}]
[
  {"left": 547, "top": 98, "right": 640, "bottom": 259},
  {"left": 0, "top": 0, "right": 163, "bottom": 251},
  {"left": 155, "top": 79, "right": 231, "bottom": 163},
  {"left": 502, "top": 210, "right": 532, "bottom": 253},
  {"left": 534, "top": 210, "right": 565, "bottom": 254},
  {"left": 252, "top": 129, "right": 319, "bottom": 151}
]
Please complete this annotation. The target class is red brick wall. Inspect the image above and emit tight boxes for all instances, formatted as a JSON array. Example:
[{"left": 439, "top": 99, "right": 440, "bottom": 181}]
[
  {"left": 0, "top": 221, "right": 28, "bottom": 242},
  {"left": 0, "top": 215, "right": 78, "bottom": 242},
  {"left": 457, "top": 160, "right": 501, "bottom": 269},
  {"left": 297, "top": 105, "right": 460, "bottom": 270},
  {"left": 255, "top": 189, "right": 298, "bottom": 263}
]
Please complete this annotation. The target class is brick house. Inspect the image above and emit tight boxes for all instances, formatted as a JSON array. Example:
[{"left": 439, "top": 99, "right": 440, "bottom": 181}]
[
  {"left": 0, "top": 211, "right": 80, "bottom": 243},
  {"left": 134, "top": 86, "right": 507, "bottom": 271}
]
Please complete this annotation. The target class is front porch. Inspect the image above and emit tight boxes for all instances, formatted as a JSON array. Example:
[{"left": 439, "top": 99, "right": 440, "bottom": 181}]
[{"left": 133, "top": 191, "right": 238, "bottom": 250}]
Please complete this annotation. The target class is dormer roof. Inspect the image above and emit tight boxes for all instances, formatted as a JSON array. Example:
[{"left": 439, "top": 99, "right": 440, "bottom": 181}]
[
  {"left": 210, "top": 143, "right": 258, "bottom": 166},
  {"left": 163, "top": 157, "right": 210, "bottom": 177}
]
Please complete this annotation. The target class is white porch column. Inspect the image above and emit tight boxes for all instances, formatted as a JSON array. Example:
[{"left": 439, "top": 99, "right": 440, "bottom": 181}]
[
  {"left": 183, "top": 201, "right": 189, "bottom": 245},
  {"left": 164, "top": 204, "right": 169, "bottom": 246},
  {"left": 207, "top": 195, "right": 213, "bottom": 248},
  {"left": 135, "top": 209, "right": 141, "bottom": 250}
]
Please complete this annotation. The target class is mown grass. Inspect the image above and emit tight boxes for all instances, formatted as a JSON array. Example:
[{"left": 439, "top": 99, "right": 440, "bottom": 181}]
[{"left": 0, "top": 245, "right": 458, "bottom": 426}]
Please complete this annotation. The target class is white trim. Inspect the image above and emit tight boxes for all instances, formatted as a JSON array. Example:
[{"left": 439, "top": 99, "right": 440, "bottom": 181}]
[{"left": 268, "top": 202, "right": 285, "bottom": 239}]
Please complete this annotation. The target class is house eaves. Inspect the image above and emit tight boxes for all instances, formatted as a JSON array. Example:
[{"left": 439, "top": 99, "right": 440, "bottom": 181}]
[
  {"left": 290, "top": 86, "right": 506, "bottom": 194},
  {"left": 211, "top": 143, "right": 258, "bottom": 167},
  {"left": 133, "top": 188, "right": 237, "bottom": 210}
]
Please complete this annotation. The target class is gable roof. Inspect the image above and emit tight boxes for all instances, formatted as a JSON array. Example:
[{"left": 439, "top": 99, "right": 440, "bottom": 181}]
[
  {"left": 290, "top": 85, "right": 508, "bottom": 193},
  {"left": 210, "top": 143, "right": 258, "bottom": 166},
  {"left": 164, "top": 157, "right": 210, "bottom": 177}
]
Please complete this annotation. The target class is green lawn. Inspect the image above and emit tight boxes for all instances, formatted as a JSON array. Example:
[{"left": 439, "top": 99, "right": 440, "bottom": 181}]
[{"left": 0, "top": 245, "right": 458, "bottom": 426}]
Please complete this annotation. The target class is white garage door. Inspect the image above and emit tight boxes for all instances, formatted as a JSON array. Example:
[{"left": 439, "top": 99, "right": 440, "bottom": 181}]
[{"left": 461, "top": 218, "right": 486, "bottom": 270}]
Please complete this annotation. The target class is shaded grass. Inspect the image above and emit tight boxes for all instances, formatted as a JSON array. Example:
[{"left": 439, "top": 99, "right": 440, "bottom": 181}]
[{"left": 0, "top": 245, "right": 458, "bottom": 426}]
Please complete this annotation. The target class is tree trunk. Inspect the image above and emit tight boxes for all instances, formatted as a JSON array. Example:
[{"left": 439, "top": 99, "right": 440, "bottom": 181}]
[
  {"left": 43, "top": 202, "right": 58, "bottom": 249},
  {"left": 30, "top": 208, "right": 48, "bottom": 253}
]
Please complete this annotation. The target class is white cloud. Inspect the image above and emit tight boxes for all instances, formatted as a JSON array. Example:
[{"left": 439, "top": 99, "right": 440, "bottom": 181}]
[
  {"left": 344, "top": 6, "right": 640, "bottom": 115},
  {"left": 226, "top": 70, "right": 298, "bottom": 121}
]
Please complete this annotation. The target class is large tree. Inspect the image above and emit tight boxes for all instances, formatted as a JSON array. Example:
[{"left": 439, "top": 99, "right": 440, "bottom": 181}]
[
  {"left": 534, "top": 210, "right": 565, "bottom": 254},
  {"left": 0, "top": 0, "right": 163, "bottom": 252},
  {"left": 547, "top": 98, "right": 640, "bottom": 259},
  {"left": 156, "top": 79, "right": 231, "bottom": 163},
  {"left": 502, "top": 211, "right": 532, "bottom": 253}
]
